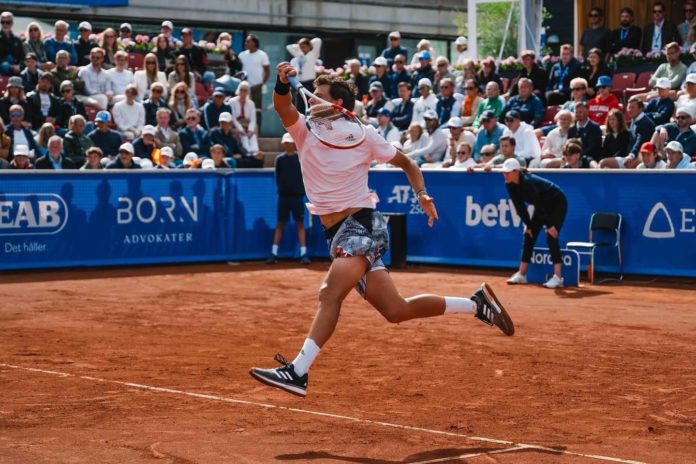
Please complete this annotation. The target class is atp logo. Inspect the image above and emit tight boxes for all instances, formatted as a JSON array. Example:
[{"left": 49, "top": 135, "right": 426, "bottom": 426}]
[{"left": 643, "top": 202, "right": 695, "bottom": 239}]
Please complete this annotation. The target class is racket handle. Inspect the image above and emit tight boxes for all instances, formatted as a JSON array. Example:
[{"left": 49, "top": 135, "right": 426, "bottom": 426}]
[{"left": 287, "top": 76, "right": 303, "bottom": 89}]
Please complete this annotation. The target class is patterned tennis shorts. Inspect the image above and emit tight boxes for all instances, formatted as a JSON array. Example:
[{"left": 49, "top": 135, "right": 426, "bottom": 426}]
[{"left": 324, "top": 209, "right": 389, "bottom": 299}]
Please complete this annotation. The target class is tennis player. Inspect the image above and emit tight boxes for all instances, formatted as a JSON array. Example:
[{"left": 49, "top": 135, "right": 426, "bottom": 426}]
[{"left": 249, "top": 63, "right": 515, "bottom": 397}]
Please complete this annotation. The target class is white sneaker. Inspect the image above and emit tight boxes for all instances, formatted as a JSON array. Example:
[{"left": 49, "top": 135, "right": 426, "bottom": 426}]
[
  {"left": 543, "top": 274, "right": 564, "bottom": 289},
  {"left": 507, "top": 272, "right": 528, "bottom": 285}
]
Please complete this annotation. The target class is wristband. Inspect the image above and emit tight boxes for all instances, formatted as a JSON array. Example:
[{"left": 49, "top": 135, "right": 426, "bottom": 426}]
[
  {"left": 415, "top": 189, "right": 427, "bottom": 198},
  {"left": 274, "top": 78, "right": 290, "bottom": 95}
]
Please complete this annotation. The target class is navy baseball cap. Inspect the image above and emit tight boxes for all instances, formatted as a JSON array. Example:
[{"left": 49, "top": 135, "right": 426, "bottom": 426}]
[
  {"left": 480, "top": 110, "right": 497, "bottom": 121},
  {"left": 506, "top": 110, "right": 521, "bottom": 120},
  {"left": 377, "top": 107, "right": 392, "bottom": 117}
]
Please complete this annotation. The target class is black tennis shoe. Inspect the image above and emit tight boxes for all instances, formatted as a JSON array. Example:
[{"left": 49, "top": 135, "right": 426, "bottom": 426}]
[
  {"left": 472, "top": 283, "right": 515, "bottom": 336},
  {"left": 249, "top": 354, "right": 308, "bottom": 397}
]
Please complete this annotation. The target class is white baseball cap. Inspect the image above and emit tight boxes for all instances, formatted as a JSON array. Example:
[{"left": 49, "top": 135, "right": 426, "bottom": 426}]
[
  {"left": 686, "top": 74, "right": 696, "bottom": 85},
  {"left": 142, "top": 125, "right": 157, "bottom": 136},
  {"left": 447, "top": 116, "right": 464, "bottom": 128},
  {"left": 389, "top": 31, "right": 401, "bottom": 39},
  {"left": 120, "top": 23, "right": 132, "bottom": 31},
  {"left": 373, "top": 56, "right": 388, "bottom": 67},
  {"left": 14, "top": 144, "right": 32, "bottom": 158},
  {"left": 201, "top": 158, "right": 215, "bottom": 169},
  {"left": 78, "top": 21, "right": 92, "bottom": 31},
  {"left": 183, "top": 152, "right": 198, "bottom": 167},
  {"left": 119, "top": 142, "right": 134, "bottom": 154},
  {"left": 665, "top": 141, "right": 684, "bottom": 153},
  {"left": 219, "top": 112, "right": 233, "bottom": 123},
  {"left": 161, "top": 20, "right": 174, "bottom": 30},
  {"left": 418, "top": 78, "right": 432, "bottom": 89},
  {"left": 281, "top": 133, "right": 295, "bottom": 144},
  {"left": 423, "top": 109, "right": 438, "bottom": 120},
  {"left": 455, "top": 36, "right": 468, "bottom": 46},
  {"left": 676, "top": 106, "right": 694, "bottom": 118},
  {"left": 502, "top": 158, "right": 521, "bottom": 173},
  {"left": 655, "top": 77, "right": 671, "bottom": 89},
  {"left": 160, "top": 146, "right": 174, "bottom": 158}
]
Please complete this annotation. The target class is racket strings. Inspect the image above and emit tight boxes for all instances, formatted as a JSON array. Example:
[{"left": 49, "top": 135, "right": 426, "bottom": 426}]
[{"left": 307, "top": 103, "right": 363, "bottom": 146}]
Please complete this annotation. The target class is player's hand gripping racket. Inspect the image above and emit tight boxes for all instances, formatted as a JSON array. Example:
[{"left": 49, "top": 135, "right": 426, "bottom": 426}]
[{"left": 287, "top": 76, "right": 366, "bottom": 149}]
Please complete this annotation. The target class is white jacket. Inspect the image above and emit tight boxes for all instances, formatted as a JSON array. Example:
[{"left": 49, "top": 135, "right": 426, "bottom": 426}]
[
  {"left": 229, "top": 96, "right": 257, "bottom": 133},
  {"left": 133, "top": 70, "right": 169, "bottom": 100},
  {"left": 287, "top": 38, "right": 322, "bottom": 82}
]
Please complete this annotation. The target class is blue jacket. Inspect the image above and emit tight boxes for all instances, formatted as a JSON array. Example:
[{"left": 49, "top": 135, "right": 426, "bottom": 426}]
[
  {"left": 380, "top": 45, "right": 408, "bottom": 66},
  {"left": 200, "top": 101, "right": 232, "bottom": 130},
  {"left": 661, "top": 123, "right": 696, "bottom": 156},
  {"left": 43, "top": 38, "right": 78, "bottom": 66},
  {"left": 547, "top": 58, "right": 582, "bottom": 92},
  {"left": 473, "top": 122, "right": 505, "bottom": 160},
  {"left": 627, "top": 113, "right": 656, "bottom": 157},
  {"left": 88, "top": 128, "right": 123, "bottom": 157},
  {"left": 568, "top": 119, "right": 603, "bottom": 161},
  {"left": 645, "top": 98, "right": 675, "bottom": 127},
  {"left": 502, "top": 94, "right": 544, "bottom": 127},
  {"left": 178, "top": 125, "right": 211, "bottom": 156}
]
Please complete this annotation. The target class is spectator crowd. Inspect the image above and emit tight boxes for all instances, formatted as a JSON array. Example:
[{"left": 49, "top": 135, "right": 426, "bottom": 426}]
[{"left": 1, "top": 3, "right": 696, "bottom": 171}]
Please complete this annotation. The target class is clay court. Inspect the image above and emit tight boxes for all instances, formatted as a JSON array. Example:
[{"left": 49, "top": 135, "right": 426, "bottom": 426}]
[{"left": 1, "top": 263, "right": 695, "bottom": 464}]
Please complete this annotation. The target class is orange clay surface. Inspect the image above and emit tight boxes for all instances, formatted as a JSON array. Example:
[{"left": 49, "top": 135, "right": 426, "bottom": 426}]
[{"left": 1, "top": 263, "right": 695, "bottom": 464}]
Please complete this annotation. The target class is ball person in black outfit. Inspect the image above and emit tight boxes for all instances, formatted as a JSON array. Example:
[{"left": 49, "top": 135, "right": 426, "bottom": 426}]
[{"left": 502, "top": 158, "right": 568, "bottom": 289}]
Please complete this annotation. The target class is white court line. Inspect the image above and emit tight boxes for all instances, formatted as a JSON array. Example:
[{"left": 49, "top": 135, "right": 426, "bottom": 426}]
[
  {"left": 408, "top": 445, "right": 530, "bottom": 464},
  {"left": 0, "top": 363, "right": 647, "bottom": 464}
]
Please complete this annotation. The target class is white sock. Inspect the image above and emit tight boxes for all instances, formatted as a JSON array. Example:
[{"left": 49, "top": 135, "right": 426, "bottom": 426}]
[
  {"left": 300, "top": 246, "right": 307, "bottom": 256},
  {"left": 271, "top": 244, "right": 279, "bottom": 255},
  {"left": 444, "top": 296, "right": 477, "bottom": 314},
  {"left": 292, "top": 338, "right": 320, "bottom": 376}
]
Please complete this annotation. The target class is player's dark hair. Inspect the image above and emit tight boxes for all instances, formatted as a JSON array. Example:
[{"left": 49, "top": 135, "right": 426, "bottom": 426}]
[{"left": 313, "top": 74, "right": 356, "bottom": 111}]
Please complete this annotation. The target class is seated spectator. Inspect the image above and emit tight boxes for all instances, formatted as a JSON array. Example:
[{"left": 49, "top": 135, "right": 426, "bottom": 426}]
[
  {"left": 609, "top": 7, "right": 642, "bottom": 55},
  {"left": 481, "top": 135, "right": 527, "bottom": 171},
  {"left": 503, "top": 78, "right": 543, "bottom": 127},
  {"left": 649, "top": 42, "right": 687, "bottom": 91},
  {"left": 561, "top": 77, "right": 589, "bottom": 113},
  {"left": 457, "top": 59, "right": 478, "bottom": 92},
  {"left": 62, "top": 114, "right": 93, "bottom": 166},
  {"left": 201, "top": 87, "right": 232, "bottom": 130},
  {"left": 0, "top": 77, "right": 32, "bottom": 128},
  {"left": 645, "top": 78, "right": 676, "bottom": 126},
  {"left": 601, "top": 108, "right": 630, "bottom": 159},
  {"left": 442, "top": 116, "right": 475, "bottom": 165},
  {"left": 99, "top": 28, "right": 119, "bottom": 70},
  {"left": 35, "top": 135, "right": 76, "bottom": 169},
  {"left": 411, "top": 78, "right": 437, "bottom": 126},
  {"left": 676, "top": 74, "right": 696, "bottom": 115},
  {"left": 181, "top": 152, "right": 199, "bottom": 169},
  {"left": 26, "top": 73, "right": 60, "bottom": 130},
  {"left": 107, "top": 51, "right": 134, "bottom": 104},
  {"left": 390, "top": 81, "right": 414, "bottom": 131},
  {"left": 600, "top": 98, "right": 655, "bottom": 169},
  {"left": 169, "top": 82, "right": 195, "bottom": 129},
  {"left": 363, "top": 81, "right": 389, "bottom": 123},
  {"left": 653, "top": 106, "right": 696, "bottom": 156},
  {"left": 153, "top": 34, "right": 176, "bottom": 73},
  {"left": 179, "top": 27, "right": 215, "bottom": 85},
  {"left": 20, "top": 53, "right": 41, "bottom": 93},
  {"left": 502, "top": 110, "right": 540, "bottom": 165},
  {"left": 22, "top": 22, "right": 51, "bottom": 71},
  {"left": 132, "top": 124, "right": 158, "bottom": 161},
  {"left": 473, "top": 110, "right": 504, "bottom": 159},
  {"left": 167, "top": 55, "right": 196, "bottom": 105},
  {"left": 6, "top": 104, "right": 37, "bottom": 155},
  {"left": 209, "top": 112, "right": 250, "bottom": 166},
  {"left": 546, "top": 44, "right": 581, "bottom": 105},
  {"left": 387, "top": 54, "right": 410, "bottom": 98},
  {"left": 346, "top": 59, "right": 369, "bottom": 101},
  {"left": 155, "top": 146, "right": 176, "bottom": 169},
  {"left": 433, "top": 56, "right": 454, "bottom": 94},
  {"left": 375, "top": 108, "right": 400, "bottom": 143},
  {"left": 686, "top": 43, "right": 696, "bottom": 77},
  {"left": 178, "top": 108, "right": 210, "bottom": 156},
  {"left": 472, "top": 81, "right": 504, "bottom": 129},
  {"left": 134, "top": 53, "right": 168, "bottom": 101},
  {"left": 410, "top": 51, "right": 436, "bottom": 98},
  {"left": 209, "top": 143, "right": 235, "bottom": 169},
  {"left": 75, "top": 21, "right": 97, "bottom": 67},
  {"left": 44, "top": 20, "right": 77, "bottom": 66},
  {"left": 508, "top": 50, "right": 547, "bottom": 103},
  {"left": 447, "top": 142, "right": 476, "bottom": 169},
  {"left": 34, "top": 122, "right": 54, "bottom": 157},
  {"left": 80, "top": 146, "right": 103, "bottom": 170},
  {"left": 0, "top": 118, "right": 10, "bottom": 165},
  {"left": 49, "top": 50, "right": 86, "bottom": 100},
  {"left": 664, "top": 140, "right": 695, "bottom": 169},
  {"left": 8, "top": 144, "right": 33, "bottom": 169},
  {"left": 410, "top": 39, "right": 435, "bottom": 66},
  {"left": 477, "top": 143, "right": 497, "bottom": 166},
  {"left": 588, "top": 76, "right": 619, "bottom": 126},
  {"left": 580, "top": 48, "right": 611, "bottom": 98},
  {"left": 154, "top": 108, "right": 182, "bottom": 158},
  {"left": 636, "top": 141, "right": 667, "bottom": 169},
  {"left": 87, "top": 111, "right": 122, "bottom": 157},
  {"left": 435, "top": 78, "right": 461, "bottom": 127},
  {"left": 78, "top": 47, "right": 112, "bottom": 110},
  {"left": 402, "top": 122, "right": 429, "bottom": 155},
  {"left": 143, "top": 82, "right": 168, "bottom": 126},
  {"left": 369, "top": 57, "right": 391, "bottom": 98},
  {"left": 568, "top": 101, "right": 603, "bottom": 162},
  {"left": 476, "top": 57, "right": 503, "bottom": 94},
  {"left": 112, "top": 84, "right": 145, "bottom": 140},
  {"left": 460, "top": 78, "right": 482, "bottom": 127},
  {"left": 561, "top": 139, "right": 598, "bottom": 168},
  {"left": 404, "top": 109, "right": 447, "bottom": 166},
  {"left": 106, "top": 142, "right": 141, "bottom": 169},
  {"left": 540, "top": 109, "right": 573, "bottom": 167}
]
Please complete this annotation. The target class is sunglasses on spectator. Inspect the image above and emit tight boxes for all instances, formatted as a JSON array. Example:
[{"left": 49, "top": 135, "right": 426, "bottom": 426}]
[
  {"left": 394, "top": 60, "right": 404, "bottom": 64},
  {"left": 481, "top": 152, "right": 494, "bottom": 157},
  {"left": 29, "top": 27, "right": 39, "bottom": 31},
  {"left": 687, "top": 9, "right": 695, "bottom": 13},
  {"left": 79, "top": 28, "right": 89, "bottom": 31},
  {"left": 457, "top": 151, "right": 468, "bottom": 154},
  {"left": 62, "top": 88, "right": 73, "bottom": 93},
  {"left": 151, "top": 88, "right": 162, "bottom": 92},
  {"left": 390, "top": 37, "right": 399, "bottom": 40},
  {"left": 176, "top": 90, "right": 186, "bottom": 94},
  {"left": 654, "top": 9, "right": 663, "bottom": 14},
  {"left": 1, "top": 20, "right": 12, "bottom": 24},
  {"left": 104, "top": 34, "right": 115, "bottom": 38},
  {"left": 437, "top": 63, "right": 447, "bottom": 67},
  {"left": 186, "top": 116, "right": 197, "bottom": 120},
  {"left": 676, "top": 115, "right": 691, "bottom": 120},
  {"left": 465, "top": 86, "right": 476, "bottom": 90},
  {"left": 588, "top": 13, "right": 600, "bottom": 18},
  {"left": 572, "top": 87, "right": 586, "bottom": 91},
  {"left": 146, "top": 61, "right": 156, "bottom": 64},
  {"left": 505, "top": 117, "right": 515, "bottom": 122},
  {"left": 9, "top": 112, "right": 22, "bottom": 118}
]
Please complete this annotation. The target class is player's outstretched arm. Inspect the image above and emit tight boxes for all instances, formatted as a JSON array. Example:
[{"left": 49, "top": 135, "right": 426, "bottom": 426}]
[
  {"left": 388, "top": 150, "right": 439, "bottom": 227},
  {"left": 273, "top": 62, "right": 300, "bottom": 128}
]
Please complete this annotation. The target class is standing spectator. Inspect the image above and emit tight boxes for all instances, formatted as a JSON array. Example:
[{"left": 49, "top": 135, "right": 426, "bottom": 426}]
[
  {"left": 1, "top": 12, "right": 24, "bottom": 76},
  {"left": 107, "top": 51, "right": 135, "bottom": 104},
  {"left": 610, "top": 8, "right": 642, "bottom": 54},
  {"left": 0, "top": 77, "right": 32, "bottom": 128},
  {"left": 653, "top": 107, "right": 696, "bottom": 156},
  {"left": 405, "top": 109, "right": 447, "bottom": 165},
  {"left": 390, "top": 81, "right": 414, "bottom": 131},
  {"left": 680, "top": 1, "right": 696, "bottom": 52},
  {"left": 561, "top": 139, "right": 598, "bottom": 168},
  {"left": 433, "top": 57, "right": 454, "bottom": 94},
  {"left": 106, "top": 142, "right": 141, "bottom": 169},
  {"left": 375, "top": 108, "right": 400, "bottom": 143},
  {"left": 580, "top": 7, "right": 610, "bottom": 57},
  {"left": 22, "top": 22, "right": 51, "bottom": 71},
  {"left": 143, "top": 82, "right": 168, "bottom": 126},
  {"left": 266, "top": 132, "right": 309, "bottom": 264},
  {"left": 62, "top": 114, "right": 93, "bottom": 166},
  {"left": 75, "top": 21, "right": 97, "bottom": 67},
  {"left": 381, "top": 31, "right": 408, "bottom": 67},
  {"left": 217, "top": 32, "right": 242, "bottom": 76},
  {"left": 168, "top": 55, "right": 196, "bottom": 105},
  {"left": 132, "top": 125, "right": 158, "bottom": 161},
  {"left": 238, "top": 34, "right": 270, "bottom": 126},
  {"left": 402, "top": 122, "right": 429, "bottom": 155},
  {"left": 286, "top": 37, "right": 322, "bottom": 101},
  {"left": 87, "top": 111, "right": 121, "bottom": 157},
  {"left": 178, "top": 108, "right": 210, "bottom": 156},
  {"left": 502, "top": 110, "right": 541, "bottom": 165},
  {"left": 561, "top": 77, "right": 589, "bottom": 113},
  {"left": 636, "top": 142, "right": 667, "bottom": 169},
  {"left": 581, "top": 48, "right": 611, "bottom": 97},
  {"left": 648, "top": 42, "right": 687, "bottom": 91},
  {"left": 568, "top": 101, "right": 603, "bottom": 162},
  {"left": 502, "top": 78, "right": 543, "bottom": 127},
  {"left": 35, "top": 135, "right": 76, "bottom": 169},
  {"left": 6, "top": 104, "right": 37, "bottom": 155},
  {"left": 209, "top": 112, "right": 257, "bottom": 167},
  {"left": 388, "top": 54, "right": 410, "bottom": 98},
  {"left": 546, "top": 44, "right": 582, "bottom": 105},
  {"left": 201, "top": 87, "right": 232, "bottom": 130},
  {"left": 78, "top": 47, "right": 112, "bottom": 110},
  {"left": 460, "top": 78, "right": 482, "bottom": 127},
  {"left": 49, "top": 50, "right": 85, "bottom": 99},
  {"left": 645, "top": 78, "right": 676, "bottom": 126},
  {"left": 410, "top": 51, "right": 436, "bottom": 97},
  {"left": 508, "top": 50, "right": 547, "bottom": 103},
  {"left": 664, "top": 140, "right": 696, "bottom": 169},
  {"left": 642, "top": 2, "right": 681, "bottom": 54},
  {"left": 472, "top": 82, "right": 505, "bottom": 129},
  {"left": 588, "top": 76, "right": 619, "bottom": 126},
  {"left": 540, "top": 110, "right": 573, "bottom": 167},
  {"left": 476, "top": 57, "right": 503, "bottom": 94},
  {"left": 435, "top": 78, "right": 460, "bottom": 127},
  {"left": 44, "top": 20, "right": 77, "bottom": 66},
  {"left": 346, "top": 59, "right": 369, "bottom": 101},
  {"left": 168, "top": 81, "right": 195, "bottom": 129},
  {"left": 454, "top": 36, "right": 471, "bottom": 67},
  {"left": 410, "top": 39, "right": 435, "bottom": 66},
  {"left": 118, "top": 23, "right": 133, "bottom": 44},
  {"left": 179, "top": 27, "right": 214, "bottom": 85},
  {"left": 229, "top": 81, "right": 259, "bottom": 156},
  {"left": 134, "top": 53, "right": 168, "bottom": 101},
  {"left": 154, "top": 108, "right": 181, "bottom": 158},
  {"left": 600, "top": 98, "right": 655, "bottom": 168},
  {"left": 112, "top": 84, "right": 145, "bottom": 140},
  {"left": 80, "top": 146, "right": 103, "bottom": 170},
  {"left": 153, "top": 34, "right": 176, "bottom": 73},
  {"left": 473, "top": 110, "right": 504, "bottom": 159},
  {"left": 369, "top": 57, "right": 391, "bottom": 98},
  {"left": 411, "top": 78, "right": 437, "bottom": 126},
  {"left": 26, "top": 73, "right": 60, "bottom": 130},
  {"left": 158, "top": 21, "right": 177, "bottom": 47},
  {"left": 363, "top": 81, "right": 389, "bottom": 123},
  {"left": 19, "top": 53, "right": 41, "bottom": 93},
  {"left": 601, "top": 108, "right": 630, "bottom": 160},
  {"left": 8, "top": 144, "right": 33, "bottom": 169},
  {"left": 99, "top": 28, "right": 118, "bottom": 70}
]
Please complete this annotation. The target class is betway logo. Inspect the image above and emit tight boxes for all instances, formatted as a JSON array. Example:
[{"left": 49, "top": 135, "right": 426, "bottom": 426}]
[
  {"left": 643, "top": 202, "right": 695, "bottom": 239},
  {"left": 465, "top": 195, "right": 531, "bottom": 228},
  {"left": 0, "top": 194, "right": 68, "bottom": 236}
]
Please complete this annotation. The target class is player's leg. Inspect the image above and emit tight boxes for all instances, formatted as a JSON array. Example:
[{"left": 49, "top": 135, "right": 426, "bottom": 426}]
[{"left": 508, "top": 218, "right": 544, "bottom": 284}]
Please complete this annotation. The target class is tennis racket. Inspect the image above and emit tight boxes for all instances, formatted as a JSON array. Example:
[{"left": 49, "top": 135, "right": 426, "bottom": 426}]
[{"left": 287, "top": 76, "right": 366, "bottom": 149}]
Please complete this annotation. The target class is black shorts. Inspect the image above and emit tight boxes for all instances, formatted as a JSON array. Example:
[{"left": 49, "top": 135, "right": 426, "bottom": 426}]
[{"left": 277, "top": 195, "right": 305, "bottom": 222}]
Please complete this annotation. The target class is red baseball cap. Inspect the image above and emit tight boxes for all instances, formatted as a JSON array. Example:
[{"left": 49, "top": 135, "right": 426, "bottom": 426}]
[{"left": 640, "top": 142, "right": 655, "bottom": 153}]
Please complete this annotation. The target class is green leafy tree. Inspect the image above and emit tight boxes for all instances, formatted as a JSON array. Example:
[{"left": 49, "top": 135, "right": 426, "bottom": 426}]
[{"left": 453, "top": 2, "right": 520, "bottom": 59}]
